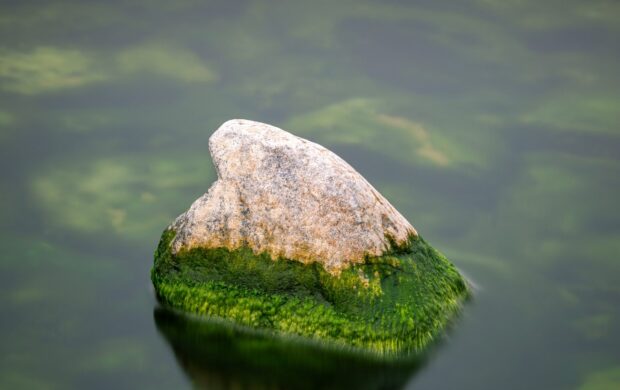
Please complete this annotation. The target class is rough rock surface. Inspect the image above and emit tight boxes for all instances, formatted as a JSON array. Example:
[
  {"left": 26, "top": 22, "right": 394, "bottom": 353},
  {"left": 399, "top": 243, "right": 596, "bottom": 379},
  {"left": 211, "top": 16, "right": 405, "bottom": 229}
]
[{"left": 170, "top": 119, "right": 418, "bottom": 273}]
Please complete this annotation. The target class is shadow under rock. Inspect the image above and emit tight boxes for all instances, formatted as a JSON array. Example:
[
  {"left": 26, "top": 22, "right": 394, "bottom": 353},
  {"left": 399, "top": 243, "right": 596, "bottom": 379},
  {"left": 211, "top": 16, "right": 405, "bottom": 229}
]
[{"left": 153, "top": 306, "right": 431, "bottom": 390}]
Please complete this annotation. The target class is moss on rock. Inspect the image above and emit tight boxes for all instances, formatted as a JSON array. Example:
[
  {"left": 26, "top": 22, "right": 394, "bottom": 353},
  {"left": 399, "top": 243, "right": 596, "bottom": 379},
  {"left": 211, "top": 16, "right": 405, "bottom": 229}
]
[
  {"left": 154, "top": 306, "right": 426, "bottom": 389},
  {"left": 151, "top": 229, "right": 469, "bottom": 357}
]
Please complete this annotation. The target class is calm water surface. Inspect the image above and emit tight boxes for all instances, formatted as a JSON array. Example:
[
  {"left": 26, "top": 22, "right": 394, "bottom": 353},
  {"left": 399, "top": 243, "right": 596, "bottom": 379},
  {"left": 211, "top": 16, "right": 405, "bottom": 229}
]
[{"left": 1, "top": 1, "right": 619, "bottom": 389}]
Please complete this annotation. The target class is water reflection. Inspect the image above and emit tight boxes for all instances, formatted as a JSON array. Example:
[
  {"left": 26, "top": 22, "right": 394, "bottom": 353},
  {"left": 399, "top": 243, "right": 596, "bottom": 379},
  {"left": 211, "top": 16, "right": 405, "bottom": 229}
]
[{"left": 154, "top": 306, "right": 427, "bottom": 390}]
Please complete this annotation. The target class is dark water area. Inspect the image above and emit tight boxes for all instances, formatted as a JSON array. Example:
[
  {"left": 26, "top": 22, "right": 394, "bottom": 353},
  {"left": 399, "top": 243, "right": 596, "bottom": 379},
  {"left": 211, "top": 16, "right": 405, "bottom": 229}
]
[
  {"left": 153, "top": 307, "right": 428, "bottom": 390},
  {"left": 1, "top": 1, "right": 619, "bottom": 389}
]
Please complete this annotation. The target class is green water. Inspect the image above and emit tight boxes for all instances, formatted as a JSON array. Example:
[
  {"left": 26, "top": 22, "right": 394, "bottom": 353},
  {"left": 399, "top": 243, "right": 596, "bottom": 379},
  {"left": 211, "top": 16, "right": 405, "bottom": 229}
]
[{"left": 1, "top": 1, "right": 619, "bottom": 389}]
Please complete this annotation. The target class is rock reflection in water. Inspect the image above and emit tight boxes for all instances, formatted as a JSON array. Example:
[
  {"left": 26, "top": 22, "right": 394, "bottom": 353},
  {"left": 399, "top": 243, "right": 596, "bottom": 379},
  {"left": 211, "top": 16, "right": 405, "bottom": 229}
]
[{"left": 153, "top": 306, "right": 428, "bottom": 389}]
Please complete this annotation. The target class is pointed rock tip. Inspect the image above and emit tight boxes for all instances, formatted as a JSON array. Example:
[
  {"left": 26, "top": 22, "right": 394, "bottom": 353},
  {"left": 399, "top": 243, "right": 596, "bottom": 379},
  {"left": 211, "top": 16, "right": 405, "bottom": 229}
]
[{"left": 174, "top": 119, "right": 418, "bottom": 272}]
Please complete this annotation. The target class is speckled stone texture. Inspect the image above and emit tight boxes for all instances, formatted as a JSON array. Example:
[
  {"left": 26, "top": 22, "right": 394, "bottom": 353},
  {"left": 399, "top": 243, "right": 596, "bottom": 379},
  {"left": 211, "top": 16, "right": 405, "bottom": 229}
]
[{"left": 170, "top": 119, "right": 418, "bottom": 273}]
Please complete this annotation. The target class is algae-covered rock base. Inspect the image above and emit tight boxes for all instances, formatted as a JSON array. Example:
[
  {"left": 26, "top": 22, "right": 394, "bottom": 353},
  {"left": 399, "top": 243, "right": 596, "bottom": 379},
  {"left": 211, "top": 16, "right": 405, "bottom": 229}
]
[
  {"left": 154, "top": 306, "right": 427, "bottom": 389},
  {"left": 153, "top": 230, "right": 467, "bottom": 357},
  {"left": 151, "top": 119, "right": 469, "bottom": 357}
]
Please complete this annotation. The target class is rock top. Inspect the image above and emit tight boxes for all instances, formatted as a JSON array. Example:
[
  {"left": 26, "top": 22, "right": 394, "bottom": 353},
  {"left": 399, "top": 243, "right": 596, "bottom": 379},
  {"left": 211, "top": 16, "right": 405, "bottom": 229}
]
[{"left": 170, "top": 119, "right": 417, "bottom": 273}]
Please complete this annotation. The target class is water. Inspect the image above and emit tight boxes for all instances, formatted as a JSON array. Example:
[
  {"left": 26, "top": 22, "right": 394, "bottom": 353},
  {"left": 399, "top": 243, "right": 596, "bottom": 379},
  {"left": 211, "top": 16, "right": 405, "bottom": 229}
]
[{"left": 1, "top": 1, "right": 619, "bottom": 388}]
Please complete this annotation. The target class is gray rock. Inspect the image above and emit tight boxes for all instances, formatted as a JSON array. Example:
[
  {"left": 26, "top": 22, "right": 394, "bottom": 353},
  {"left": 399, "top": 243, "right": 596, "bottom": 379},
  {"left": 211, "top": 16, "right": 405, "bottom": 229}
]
[{"left": 170, "top": 119, "right": 417, "bottom": 273}]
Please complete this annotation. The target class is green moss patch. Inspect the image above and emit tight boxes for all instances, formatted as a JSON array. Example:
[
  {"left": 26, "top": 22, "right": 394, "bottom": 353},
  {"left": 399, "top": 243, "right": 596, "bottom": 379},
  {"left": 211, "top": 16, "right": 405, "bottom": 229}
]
[{"left": 151, "top": 229, "right": 469, "bottom": 357}]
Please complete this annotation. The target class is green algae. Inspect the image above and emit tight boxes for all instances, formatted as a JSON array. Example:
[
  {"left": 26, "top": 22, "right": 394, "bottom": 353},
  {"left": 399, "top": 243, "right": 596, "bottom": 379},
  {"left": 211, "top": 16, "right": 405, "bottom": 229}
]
[
  {"left": 154, "top": 306, "right": 426, "bottom": 389},
  {"left": 151, "top": 229, "right": 469, "bottom": 357},
  {"left": 31, "top": 154, "right": 214, "bottom": 242}
]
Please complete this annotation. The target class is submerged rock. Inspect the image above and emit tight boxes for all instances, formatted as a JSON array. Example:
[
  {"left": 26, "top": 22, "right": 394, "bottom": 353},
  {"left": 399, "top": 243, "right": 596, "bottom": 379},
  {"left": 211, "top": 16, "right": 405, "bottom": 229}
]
[
  {"left": 155, "top": 306, "right": 425, "bottom": 389},
  {"left": 152, "top": 119, "right": 468, "bottom": 357}
]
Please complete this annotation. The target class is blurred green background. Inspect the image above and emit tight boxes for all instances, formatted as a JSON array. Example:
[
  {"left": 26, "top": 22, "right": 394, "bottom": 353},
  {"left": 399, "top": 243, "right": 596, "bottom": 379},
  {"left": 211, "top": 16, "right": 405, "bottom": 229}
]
[{"left": 0, "top": 0, "right": 619, "bottom": 388}]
